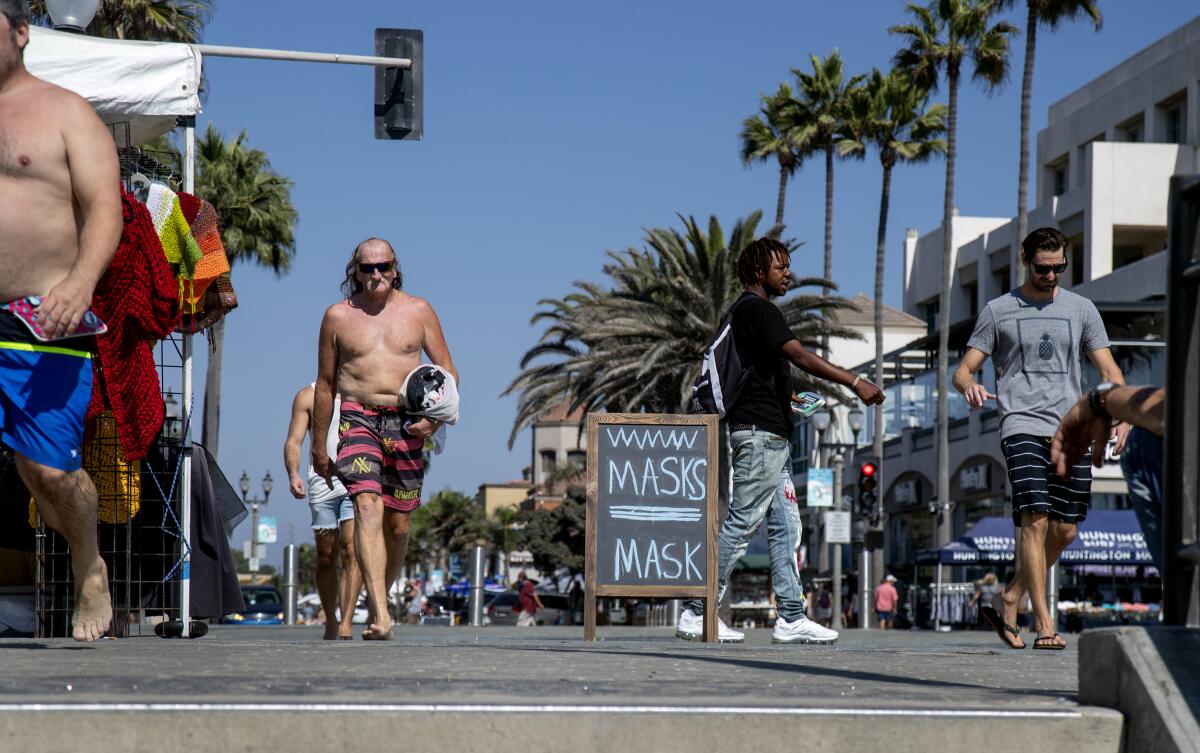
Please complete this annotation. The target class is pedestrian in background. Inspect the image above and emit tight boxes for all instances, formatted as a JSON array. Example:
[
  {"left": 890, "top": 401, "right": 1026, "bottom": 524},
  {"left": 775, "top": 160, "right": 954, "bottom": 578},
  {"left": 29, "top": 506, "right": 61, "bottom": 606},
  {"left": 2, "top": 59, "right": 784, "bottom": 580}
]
[
  {"left": 516, "top": 571, "right": 542, "bottom": 627},
  {"left": 968, "top": 573, "right": 1000, "bottom": 629},
  {"left": 874, "top": 574, "right": 899, "bottom": 630}
]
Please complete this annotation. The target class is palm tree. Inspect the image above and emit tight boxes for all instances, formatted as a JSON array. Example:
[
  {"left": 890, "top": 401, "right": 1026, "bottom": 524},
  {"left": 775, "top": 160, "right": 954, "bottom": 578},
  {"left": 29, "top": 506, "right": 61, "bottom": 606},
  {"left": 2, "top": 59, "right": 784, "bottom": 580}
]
[
  {"left": 503, "top": 211, "right": 861, "bottom": 447},
  {"left": 195, "top": 124, "right": 297, "bottom": 456},
  {"left": 841, "top": 69, "right": 946, "bottom": 574},
  {"left": 1007, "top": 0, "right": 1101, "bottom": 282},
  {"left": 740, "top": 84, "right": 805, "bottom": 232},
  {"left": 28, "top": 0, "right": 212, "bottom": 41},
  {"left": 892, "top": 0, "right": 1016, "bottom": 545},
  {"left": 789, "top": 52, "right": 864, "bottom": 357}
]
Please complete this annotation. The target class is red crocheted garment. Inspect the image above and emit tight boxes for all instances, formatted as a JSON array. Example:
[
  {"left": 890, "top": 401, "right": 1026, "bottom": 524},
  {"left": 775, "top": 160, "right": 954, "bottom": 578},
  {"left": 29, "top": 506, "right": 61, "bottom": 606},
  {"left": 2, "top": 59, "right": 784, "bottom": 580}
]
[{"left": 86, "top": 187, "right": 181, "bottom": 461}]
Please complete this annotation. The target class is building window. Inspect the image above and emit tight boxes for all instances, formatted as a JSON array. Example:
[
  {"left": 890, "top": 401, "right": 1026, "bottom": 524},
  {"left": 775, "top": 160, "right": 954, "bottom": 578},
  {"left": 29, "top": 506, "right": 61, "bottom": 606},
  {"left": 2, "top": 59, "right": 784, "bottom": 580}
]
[
  {"left": 566, "top": 450, "right": 586, "bottom": 472},
  {"left": 966, "top": 283, "right": 978, "bottom": 317},
  {"left": 923, "top": 299, "right": 939, "bottom": 336},
  {"left": 1167, "top": 104, "right": 1185, "bottom": 144},
  {"left": 992, "top": 267, "right": 1010, "bottom": 296},
  {"left": 1157, "top": 92, "right": 1187, "bottom": 144},
  {"left": 539, "top": 450, "right": 556, "bottom": 482},
  {"left": 1053, "top": 166, "right": 1067, "bottom": 196},
  {"left": 1118, "top": 115, "right": 1143, "bottom": 143}
]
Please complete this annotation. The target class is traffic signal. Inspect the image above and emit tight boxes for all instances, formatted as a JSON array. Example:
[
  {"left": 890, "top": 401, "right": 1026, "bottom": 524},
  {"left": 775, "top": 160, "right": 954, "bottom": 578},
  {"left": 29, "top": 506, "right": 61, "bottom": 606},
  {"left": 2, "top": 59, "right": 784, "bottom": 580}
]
[
  {"left": 374, "top": 28, "right": 423, "bottom": 140},
  {"left": 857, "top": 461, "right": 878, "bottom": 517}
]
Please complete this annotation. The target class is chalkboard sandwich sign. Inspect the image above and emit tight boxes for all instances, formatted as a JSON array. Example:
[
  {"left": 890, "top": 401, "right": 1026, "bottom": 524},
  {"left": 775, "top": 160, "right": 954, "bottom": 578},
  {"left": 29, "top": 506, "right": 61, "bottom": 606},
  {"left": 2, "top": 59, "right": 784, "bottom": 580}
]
[{"left": 584, "top": 413, "right": 718, "bottom": 641}]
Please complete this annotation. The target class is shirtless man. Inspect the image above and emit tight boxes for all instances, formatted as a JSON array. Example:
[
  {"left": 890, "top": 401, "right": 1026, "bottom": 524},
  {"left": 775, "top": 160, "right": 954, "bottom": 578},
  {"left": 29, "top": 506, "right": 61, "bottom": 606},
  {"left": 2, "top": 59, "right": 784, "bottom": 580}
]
[
  {"left": 312, "top": 238, "right": 457, "bottom": 640},
  {"left": 284, "top": 384, "right": 363, "bottom": 639},
  {"left": 0, "top": 1, "right": 120, "bottom": 641}
]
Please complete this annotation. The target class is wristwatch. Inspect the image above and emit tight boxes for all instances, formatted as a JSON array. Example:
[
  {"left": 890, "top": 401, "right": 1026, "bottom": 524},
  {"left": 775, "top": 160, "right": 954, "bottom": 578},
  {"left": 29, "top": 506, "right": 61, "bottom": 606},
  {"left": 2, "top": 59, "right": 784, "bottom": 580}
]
[{"left": 1087, "top": 381, "right": 1118, "bottom": 423}]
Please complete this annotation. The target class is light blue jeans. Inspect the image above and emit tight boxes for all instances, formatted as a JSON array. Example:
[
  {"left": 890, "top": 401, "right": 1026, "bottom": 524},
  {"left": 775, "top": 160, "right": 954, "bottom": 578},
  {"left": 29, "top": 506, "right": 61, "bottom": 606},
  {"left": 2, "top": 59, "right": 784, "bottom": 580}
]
[{"left": 685, "top": 428, "right": 806, "bottom": 621}]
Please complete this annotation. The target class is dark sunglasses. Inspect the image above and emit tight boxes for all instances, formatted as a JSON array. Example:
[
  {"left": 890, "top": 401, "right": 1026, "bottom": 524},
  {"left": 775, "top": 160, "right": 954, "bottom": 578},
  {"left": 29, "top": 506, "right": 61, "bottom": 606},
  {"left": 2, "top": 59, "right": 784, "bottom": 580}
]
[
  {"left": 1033, "top": 261, "right": 1068, "bottom": 275},
  {"left": 358, "top": 262, "right": 394, "bottom": 275}
]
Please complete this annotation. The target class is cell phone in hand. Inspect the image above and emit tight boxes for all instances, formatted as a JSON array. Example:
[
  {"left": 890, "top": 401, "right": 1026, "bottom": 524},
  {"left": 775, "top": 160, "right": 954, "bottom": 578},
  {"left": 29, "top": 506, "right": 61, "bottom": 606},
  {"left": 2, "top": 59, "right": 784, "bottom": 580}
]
[{"left": 790, "top": 391, "right": 826, "bottom": 417}]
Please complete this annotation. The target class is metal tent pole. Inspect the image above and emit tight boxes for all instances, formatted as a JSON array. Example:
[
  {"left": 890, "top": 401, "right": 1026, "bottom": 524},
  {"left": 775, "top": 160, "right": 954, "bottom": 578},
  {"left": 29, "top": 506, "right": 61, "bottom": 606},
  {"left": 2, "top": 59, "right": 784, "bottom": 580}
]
[{"left": 178, "top": 119, "right": 196, "bottom": 637}]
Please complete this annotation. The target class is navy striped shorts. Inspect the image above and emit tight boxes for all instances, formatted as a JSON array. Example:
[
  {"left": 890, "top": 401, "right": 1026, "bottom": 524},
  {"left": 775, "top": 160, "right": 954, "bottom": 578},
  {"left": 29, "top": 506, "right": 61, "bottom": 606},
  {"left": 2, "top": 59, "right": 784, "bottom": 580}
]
[{"left": 1001, "top": 434, "right": 1092, "bottom": 526}]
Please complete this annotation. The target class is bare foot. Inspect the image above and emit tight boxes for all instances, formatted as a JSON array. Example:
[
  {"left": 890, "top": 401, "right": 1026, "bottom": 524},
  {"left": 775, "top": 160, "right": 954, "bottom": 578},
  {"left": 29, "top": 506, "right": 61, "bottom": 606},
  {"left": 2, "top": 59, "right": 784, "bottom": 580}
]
[
  {"left": 322, "top": 623, "right": 340, "bottom": 640},
  {"left": 72, "top": 557, "right": 112, "bottom": 642},
  {"left": 361, "top": 622, "right": 394, "bottom": 641}
]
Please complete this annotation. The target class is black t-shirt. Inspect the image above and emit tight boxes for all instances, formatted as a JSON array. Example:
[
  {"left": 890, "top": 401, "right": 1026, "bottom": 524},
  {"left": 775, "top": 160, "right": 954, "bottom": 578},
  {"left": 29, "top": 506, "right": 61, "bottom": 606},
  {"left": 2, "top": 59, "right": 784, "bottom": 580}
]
[{"left": 725, "top": 293, "right": 795, "bottom": 439}]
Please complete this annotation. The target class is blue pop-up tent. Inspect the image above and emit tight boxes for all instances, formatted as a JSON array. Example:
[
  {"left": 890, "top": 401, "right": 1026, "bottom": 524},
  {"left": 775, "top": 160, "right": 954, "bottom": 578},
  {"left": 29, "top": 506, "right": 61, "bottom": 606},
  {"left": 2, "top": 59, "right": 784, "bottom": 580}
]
[{"left": 918, "top": 511, "right": 1150, "bottom": 566}]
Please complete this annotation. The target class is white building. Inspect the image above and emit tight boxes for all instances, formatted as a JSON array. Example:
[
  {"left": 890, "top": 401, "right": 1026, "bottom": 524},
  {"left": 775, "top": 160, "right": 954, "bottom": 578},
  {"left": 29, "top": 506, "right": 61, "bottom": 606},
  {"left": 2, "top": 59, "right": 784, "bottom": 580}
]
[{"left": 797, "top": 17, "right": 1197, "bottom": 576}]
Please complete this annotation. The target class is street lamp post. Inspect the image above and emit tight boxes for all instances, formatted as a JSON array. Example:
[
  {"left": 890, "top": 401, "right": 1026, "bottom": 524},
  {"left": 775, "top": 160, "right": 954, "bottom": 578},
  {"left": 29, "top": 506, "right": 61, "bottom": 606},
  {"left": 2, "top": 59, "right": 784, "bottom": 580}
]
[{"left": 240, "top": 471, "right": 274, "bottom": 573}]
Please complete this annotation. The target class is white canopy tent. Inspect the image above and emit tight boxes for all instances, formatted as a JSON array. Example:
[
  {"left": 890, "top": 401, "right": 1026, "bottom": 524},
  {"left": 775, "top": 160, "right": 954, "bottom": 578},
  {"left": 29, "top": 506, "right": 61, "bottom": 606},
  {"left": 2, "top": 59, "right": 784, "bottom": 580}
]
[
  {"left": 25, "top": 26, "right": 203, "bottom": 636},
  {"left": 26, "top": 26, "right": 202, "bottom": 145}
]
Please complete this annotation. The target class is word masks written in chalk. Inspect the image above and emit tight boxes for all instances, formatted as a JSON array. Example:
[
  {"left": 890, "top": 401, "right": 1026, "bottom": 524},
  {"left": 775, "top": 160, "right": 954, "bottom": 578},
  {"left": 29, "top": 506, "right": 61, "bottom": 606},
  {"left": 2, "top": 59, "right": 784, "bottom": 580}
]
[
  {"left": 613, "top": 538, "right": 702, "bottom": 582},
  {"left": 604, "top": 427, "right": 707, "bottom": 500}
]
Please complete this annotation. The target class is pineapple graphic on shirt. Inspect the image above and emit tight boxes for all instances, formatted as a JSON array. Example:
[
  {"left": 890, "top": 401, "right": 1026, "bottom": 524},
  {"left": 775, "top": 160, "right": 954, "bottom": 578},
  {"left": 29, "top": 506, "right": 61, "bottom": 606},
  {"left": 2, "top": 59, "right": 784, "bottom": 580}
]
[{"left": 1038, "top": 333, "right": 1054, "bottom": 361}]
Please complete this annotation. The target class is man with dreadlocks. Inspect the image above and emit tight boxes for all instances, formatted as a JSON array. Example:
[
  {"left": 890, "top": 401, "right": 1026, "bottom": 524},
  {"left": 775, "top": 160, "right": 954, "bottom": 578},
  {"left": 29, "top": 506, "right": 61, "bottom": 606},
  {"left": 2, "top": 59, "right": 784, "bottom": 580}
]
[
  {"left": 312, "top": 237, "right": 458, "bottom": 640},
  {"left": 677, "top": 237, "right": 884, "bottom": 644}
]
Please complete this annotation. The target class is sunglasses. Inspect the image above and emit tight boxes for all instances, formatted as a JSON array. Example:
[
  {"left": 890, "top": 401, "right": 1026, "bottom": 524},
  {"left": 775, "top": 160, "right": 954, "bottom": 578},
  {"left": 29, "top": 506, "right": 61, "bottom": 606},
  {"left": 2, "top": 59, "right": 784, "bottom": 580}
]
[
  {"left": 358, "top": 262, "right": 395, "bottom": 275},
  {"left": 1033, "top": 261, "right": 1068, "bottom": 275}
]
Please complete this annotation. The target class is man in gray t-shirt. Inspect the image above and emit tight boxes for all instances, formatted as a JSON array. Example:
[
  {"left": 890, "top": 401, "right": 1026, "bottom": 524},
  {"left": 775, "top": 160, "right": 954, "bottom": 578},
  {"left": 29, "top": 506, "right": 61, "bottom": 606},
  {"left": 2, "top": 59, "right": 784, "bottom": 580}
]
[{"left": 953, "top": 227, "right": 1126, "bottom": 651}]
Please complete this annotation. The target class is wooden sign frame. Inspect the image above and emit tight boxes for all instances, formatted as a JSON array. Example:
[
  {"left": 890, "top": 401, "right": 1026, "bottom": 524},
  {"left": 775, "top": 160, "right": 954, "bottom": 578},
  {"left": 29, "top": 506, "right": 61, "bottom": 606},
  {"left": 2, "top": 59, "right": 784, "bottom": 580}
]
[{"left": 584, "top": 412, "right": 719, "bottom": 642}]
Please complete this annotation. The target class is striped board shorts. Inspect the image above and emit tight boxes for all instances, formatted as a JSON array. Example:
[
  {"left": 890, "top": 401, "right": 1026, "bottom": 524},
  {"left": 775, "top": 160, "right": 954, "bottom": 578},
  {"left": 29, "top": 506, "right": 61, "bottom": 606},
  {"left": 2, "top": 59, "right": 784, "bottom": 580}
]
[
  {"left": 335, "top": 400, "right": 425, "bottom": 512},
  {"left": 1001, "top": 433, "right": 1092, "bottom": 526}
]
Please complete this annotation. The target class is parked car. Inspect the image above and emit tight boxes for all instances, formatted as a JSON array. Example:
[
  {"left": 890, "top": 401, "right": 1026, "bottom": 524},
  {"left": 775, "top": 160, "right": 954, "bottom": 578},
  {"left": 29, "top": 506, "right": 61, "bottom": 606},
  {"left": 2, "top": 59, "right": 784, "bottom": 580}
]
[
  {"left": 485, "top": 590, "right": 570, "bottom": 626},
  {"left": 220, "top": 586, "right": 285, "bottom": 625}
]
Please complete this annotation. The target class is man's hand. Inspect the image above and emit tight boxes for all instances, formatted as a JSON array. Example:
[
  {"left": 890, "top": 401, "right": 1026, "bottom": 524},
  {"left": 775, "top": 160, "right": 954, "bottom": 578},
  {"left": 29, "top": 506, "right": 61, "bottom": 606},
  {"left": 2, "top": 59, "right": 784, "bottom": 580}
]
[
  {"left": 1112, "top": 421, "right": 1130, "bottom": 455},
  {"left": 311, "top": 450, "right": 336, "bottom": 490},
  {"left": 407, "top": 418, "right": 440, "bottom": 439},
  {"left": 37, "top": 274, "right": 96, "bottom": 340},
  {"left": 1050, "top": 396, "right": 1110, "bottom": 478},
  {"left": 852, "top": 378, "right": 885, "bottom": 406},
  {"left": 289, "top": 473, "right": 306, "bottom": 500},
  {"left": 962, "top": 382, "right": 996, "bottom": 410}
]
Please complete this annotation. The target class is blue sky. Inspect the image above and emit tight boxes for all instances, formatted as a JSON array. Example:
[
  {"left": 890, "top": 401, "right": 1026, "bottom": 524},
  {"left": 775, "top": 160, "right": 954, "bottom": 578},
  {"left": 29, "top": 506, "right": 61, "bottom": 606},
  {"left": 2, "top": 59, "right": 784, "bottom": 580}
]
[{"left": 188, "top": 1, "right": 1198, "bottom": 564}]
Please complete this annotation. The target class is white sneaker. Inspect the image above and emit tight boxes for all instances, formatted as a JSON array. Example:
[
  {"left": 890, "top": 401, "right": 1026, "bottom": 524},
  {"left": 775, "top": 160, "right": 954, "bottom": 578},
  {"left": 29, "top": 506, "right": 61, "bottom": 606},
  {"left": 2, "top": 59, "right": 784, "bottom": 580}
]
[
  {"left": 674, "top": 609, "right": 744, "bottom": 643},
  {"left": 772, "top": 614, "right": 838, "bottom": 644}
]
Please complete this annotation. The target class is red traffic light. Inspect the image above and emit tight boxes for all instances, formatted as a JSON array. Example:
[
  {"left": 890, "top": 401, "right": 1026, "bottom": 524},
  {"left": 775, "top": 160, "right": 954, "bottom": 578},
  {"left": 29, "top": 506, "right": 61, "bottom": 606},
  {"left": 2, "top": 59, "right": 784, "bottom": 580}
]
[{"left": 860, "top": 462, "right": 877, "bottom": 478}]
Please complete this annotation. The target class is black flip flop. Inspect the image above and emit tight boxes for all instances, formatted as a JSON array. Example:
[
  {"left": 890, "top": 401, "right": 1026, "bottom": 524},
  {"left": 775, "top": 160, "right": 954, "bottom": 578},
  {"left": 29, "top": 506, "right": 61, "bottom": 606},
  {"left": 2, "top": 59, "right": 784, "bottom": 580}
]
[
  {"left": 1032, "top": 633, "right": 1067, "bottom": 650},
  {"left": 981, "top": 605, "right": 1025, "bottom": 649}
]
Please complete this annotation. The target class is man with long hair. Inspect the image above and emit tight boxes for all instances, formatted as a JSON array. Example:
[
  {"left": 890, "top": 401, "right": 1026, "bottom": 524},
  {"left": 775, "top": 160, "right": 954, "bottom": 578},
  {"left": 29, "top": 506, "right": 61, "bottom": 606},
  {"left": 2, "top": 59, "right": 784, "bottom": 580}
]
[
  {"left": 0, "top": 0, "right": 121, "bottom": 641},
  {"left": 312, "top": 238, "right": 458, "bottom": 640}
]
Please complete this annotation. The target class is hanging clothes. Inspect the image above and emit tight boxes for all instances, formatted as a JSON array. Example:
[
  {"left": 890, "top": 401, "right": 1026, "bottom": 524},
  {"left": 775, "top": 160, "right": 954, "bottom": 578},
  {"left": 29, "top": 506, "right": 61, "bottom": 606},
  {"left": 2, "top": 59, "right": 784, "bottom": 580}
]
[
  {"left": 145, "top": 181, "right": 202, "bottom": 280},
  {"left": 86, "top": 186, "right": 181, "bottom": 462},
  {"left": 176, "top": 192, "right": 230, "bottom": 313}
]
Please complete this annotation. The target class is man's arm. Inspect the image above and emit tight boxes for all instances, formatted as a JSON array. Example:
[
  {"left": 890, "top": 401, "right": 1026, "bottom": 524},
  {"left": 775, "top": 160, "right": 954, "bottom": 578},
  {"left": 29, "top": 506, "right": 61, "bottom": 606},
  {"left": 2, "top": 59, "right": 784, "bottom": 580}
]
[
  {"left": 1086, "top": 347, "right": 1130, "bottom": 451},
  {"left": 39, "top": 95, "right": 122, "bottom": 340},
  {"left": 421, "top": 300, "right": 458, "bottom": 384},
  {"left": 780, "top": 340, "right": 884, "bottom": 406},
  {"left": 952, "top": 347, "right": 994, "bottom": 409},
  {"left": 1050, "top": 386, "right": 1164, "bottom": 477},
  {"left": 284, "top": 387, "right": 313, "bottom": 499},
  {"left": 312, "top": 308, "right": 339, "bottom": 482},
  {"left": 408, "top": 300, "right": 459, "bottom": 439}
]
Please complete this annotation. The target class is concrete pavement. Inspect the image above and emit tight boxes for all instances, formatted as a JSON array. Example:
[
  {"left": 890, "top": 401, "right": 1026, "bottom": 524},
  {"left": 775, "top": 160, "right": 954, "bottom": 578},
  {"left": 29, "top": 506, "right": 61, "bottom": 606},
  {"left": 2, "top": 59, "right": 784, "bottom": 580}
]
[{"left": 0, "top": 625, "right": 1124, "bottom": 752}]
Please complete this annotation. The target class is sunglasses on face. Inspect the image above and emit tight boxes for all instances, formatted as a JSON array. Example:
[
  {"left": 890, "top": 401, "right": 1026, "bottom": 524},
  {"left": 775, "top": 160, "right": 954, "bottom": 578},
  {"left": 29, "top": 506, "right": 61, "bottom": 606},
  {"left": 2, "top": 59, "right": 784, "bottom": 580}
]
[
  {"left": 1033, "top": 261, "right": 1068, "bottom": 275},
  {"left": 358, "top": 262, "right": 394, "bottom": 275}
]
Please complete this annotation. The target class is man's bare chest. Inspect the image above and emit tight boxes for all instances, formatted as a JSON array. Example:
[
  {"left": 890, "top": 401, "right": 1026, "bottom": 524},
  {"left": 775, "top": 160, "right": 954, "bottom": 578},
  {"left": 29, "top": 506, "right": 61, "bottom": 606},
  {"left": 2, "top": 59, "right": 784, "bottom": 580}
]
[
  {"left": 337, "top": 310, "right": 424, "bottom": 361},
  {"left": 0, "top": 103, "right": 67, "bottom": 182}
]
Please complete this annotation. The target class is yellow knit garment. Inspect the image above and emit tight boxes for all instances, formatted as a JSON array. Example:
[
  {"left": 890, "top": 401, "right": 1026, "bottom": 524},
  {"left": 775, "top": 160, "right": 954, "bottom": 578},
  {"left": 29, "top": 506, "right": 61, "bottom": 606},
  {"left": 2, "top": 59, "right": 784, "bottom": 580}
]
[{"left": 27, "top": 412, "right": 141, "bottom": 527}]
